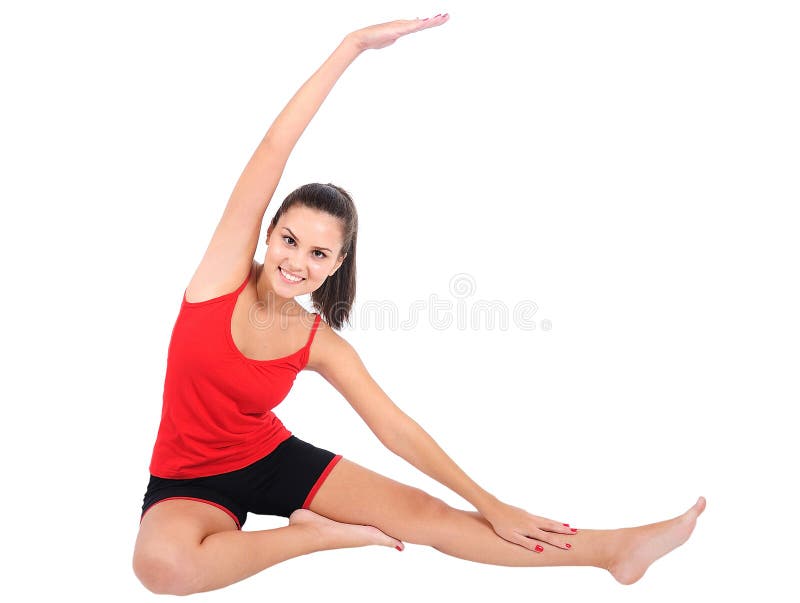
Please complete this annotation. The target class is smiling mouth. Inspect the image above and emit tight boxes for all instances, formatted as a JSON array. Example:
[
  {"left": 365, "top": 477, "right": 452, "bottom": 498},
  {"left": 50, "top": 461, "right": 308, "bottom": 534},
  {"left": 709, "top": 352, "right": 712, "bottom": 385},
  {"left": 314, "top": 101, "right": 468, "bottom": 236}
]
[{"left": 278, "top": 266, "right": 305, "bottom": 283}]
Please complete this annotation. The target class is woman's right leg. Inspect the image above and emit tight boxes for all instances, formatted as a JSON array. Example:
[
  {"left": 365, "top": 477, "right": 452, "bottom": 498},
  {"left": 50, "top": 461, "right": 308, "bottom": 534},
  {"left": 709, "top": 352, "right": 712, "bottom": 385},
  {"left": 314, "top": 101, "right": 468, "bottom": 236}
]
[{"left": 132, "top": 499, "right": 402, "bottom": 595}]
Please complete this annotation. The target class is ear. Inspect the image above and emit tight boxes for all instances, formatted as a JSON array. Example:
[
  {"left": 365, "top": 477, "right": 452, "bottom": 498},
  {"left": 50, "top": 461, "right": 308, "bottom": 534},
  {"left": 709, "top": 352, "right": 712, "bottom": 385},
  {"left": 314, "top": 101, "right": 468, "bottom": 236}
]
[
  {"left": 329, "top": 253, "right": 347, "bottom": 277},
  {"left": 265, "top": 223, "right": 274, "bottom": 245}
]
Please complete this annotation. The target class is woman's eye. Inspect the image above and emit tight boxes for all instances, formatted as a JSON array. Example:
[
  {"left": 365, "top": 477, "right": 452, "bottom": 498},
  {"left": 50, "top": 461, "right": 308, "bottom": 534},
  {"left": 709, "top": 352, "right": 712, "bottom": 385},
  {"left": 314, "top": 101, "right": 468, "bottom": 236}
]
[
  {"left": 313, "top": 250, "right": 326, "bottom": 259},
  {"left": 283, "top": 236, "right": 295, "bottom": 245}
]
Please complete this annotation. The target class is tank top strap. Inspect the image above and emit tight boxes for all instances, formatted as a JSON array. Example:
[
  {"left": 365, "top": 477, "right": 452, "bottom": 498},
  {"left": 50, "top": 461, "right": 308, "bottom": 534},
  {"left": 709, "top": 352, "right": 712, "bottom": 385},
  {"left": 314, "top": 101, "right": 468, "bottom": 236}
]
[
  {"left": 303, "top": 313, "right": 322, "bottom": 350},
  {"left": 232, "top": 269, "right": 250, "bottom": 296}
]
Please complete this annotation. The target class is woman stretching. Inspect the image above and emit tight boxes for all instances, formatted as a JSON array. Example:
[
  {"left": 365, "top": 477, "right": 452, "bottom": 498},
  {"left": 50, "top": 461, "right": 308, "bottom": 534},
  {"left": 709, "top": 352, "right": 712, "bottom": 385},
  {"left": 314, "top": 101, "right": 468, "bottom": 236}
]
[{"left": 133, "top": 14, "right": 705, "bottom": 596}]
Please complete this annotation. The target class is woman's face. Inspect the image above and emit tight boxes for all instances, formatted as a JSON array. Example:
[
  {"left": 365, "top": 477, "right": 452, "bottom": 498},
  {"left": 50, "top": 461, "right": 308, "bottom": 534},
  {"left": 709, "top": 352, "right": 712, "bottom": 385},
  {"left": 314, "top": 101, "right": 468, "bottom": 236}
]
[{"left": 263, "top": 204, "right": 346, "bottom": 301}]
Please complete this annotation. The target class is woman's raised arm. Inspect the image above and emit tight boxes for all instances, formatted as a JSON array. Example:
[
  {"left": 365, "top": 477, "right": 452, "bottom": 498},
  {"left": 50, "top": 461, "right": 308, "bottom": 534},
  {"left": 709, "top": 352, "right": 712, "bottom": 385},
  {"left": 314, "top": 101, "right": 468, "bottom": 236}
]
[
  {"left": 187, "top": 14, "right": 450, "bottom": 300},
  {"left": 228, "top": 13, "right": 450, "bottom": 218},
  {"left": 226, "top": 40, "right": 360, "bottom": 220}
]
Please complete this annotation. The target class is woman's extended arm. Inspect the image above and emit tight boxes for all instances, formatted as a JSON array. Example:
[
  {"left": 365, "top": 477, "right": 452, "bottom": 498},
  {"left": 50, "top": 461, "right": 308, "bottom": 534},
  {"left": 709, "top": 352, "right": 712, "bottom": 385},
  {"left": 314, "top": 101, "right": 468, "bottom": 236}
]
[
  {"left": 386, "top": 415, "right": 500, "bottom": 514},
  {"left": 310, "top": 325, "right": 499, "bottom": 513},
  {"left": 310, "top": 320, "right": 575, "bottom": 552},
  {"left": 388, "top": 415, "right": 576, "bottom": 549}
]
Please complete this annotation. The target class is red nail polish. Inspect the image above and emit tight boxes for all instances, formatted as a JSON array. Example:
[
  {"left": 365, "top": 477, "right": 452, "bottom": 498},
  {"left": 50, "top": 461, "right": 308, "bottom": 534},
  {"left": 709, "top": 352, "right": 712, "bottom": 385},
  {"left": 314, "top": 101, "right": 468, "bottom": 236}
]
[
  {"left": 571, "top": 528, "right": 577, "bottom": 532},
  {"left": 395, "top": 545, "right": 403, "bottom": 551},
  {"left": 535, "top": 545, "right": 544, "bottom": 552},
  {"left": 563, "top": 523, "right": 570, "bottom": 527},
  {"left": 565, "top": 543, "right": 572, "bottom": 549}
]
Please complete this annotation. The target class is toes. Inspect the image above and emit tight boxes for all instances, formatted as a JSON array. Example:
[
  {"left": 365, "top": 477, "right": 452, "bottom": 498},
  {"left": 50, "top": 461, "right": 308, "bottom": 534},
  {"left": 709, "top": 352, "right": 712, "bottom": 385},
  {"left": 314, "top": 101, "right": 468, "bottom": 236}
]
[
  {"left": 367, "top": 526, "right": 403, "bottom": 549},
  {"left": 379, "top": 531, "right": 402, "bottom": 549},
  {"left": 386, "top": 535, "right": 404, "bottom": 551}
]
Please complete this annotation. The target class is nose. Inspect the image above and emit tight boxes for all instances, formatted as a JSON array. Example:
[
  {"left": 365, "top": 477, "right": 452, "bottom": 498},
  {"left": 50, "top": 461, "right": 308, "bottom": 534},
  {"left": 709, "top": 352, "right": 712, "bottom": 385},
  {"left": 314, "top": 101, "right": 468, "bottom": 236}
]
[{"left": 284, "top": 253, "right": 305, "bottom": 276}]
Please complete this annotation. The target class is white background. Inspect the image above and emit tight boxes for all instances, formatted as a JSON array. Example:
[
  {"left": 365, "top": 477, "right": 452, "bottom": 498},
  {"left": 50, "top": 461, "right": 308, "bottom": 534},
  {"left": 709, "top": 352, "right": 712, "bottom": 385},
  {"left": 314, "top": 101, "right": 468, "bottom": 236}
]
[{"left": 2, "top": 0, "right": 798, "bottom": 601}]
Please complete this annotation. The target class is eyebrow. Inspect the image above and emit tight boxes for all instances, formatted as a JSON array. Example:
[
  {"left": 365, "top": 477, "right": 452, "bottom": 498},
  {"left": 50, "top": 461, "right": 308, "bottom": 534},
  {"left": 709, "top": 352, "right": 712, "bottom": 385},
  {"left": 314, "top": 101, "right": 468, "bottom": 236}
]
[{"left": 283, "top": 227, "right": 333, "bottom": 253}]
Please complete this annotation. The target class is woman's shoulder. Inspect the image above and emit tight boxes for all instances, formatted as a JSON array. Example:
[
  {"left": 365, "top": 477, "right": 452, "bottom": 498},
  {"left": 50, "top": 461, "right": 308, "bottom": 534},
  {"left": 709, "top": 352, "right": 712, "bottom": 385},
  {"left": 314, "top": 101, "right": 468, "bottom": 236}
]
[
  {"left": 305, "top": 308, "right": 333, "bottom": 341},
  {"left": 185, "top": 259, "right": 257, "bottom": 303},
  {"left": 305, "top": 313, "right": 350, "bottom": 372}
]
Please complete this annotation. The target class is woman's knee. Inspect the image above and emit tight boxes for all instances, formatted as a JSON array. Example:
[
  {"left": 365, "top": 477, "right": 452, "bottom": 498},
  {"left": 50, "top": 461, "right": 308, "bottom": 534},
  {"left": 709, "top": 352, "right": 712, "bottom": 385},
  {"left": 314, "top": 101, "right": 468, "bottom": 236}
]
[
  {"left": 133, "top": 543, "right": 201, "bottom": 596},
  {"left": 134, "top": 499, "right": 237, "bottom": 594}
]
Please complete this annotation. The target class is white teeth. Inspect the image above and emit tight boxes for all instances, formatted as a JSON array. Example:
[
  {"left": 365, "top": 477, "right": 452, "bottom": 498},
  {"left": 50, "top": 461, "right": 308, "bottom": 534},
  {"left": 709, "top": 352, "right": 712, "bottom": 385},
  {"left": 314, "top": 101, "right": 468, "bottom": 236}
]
[{"left": 280, "top": 267, "right": 303, "bottom": 282}]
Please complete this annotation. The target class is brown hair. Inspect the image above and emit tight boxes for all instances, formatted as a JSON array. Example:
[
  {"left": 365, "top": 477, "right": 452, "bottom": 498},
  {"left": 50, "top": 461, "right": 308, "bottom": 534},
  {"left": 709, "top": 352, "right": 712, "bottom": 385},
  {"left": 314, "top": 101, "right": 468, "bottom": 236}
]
[{"left": 268, "top": 183, "right": 358, "bottom": 330}]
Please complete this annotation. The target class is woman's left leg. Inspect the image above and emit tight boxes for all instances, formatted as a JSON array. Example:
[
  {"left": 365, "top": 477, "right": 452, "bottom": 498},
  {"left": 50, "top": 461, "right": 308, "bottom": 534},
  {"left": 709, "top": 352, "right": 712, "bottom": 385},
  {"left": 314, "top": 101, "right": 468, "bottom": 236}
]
[{"left": 306, "top": 457, "right": 705, "bottom": 584}]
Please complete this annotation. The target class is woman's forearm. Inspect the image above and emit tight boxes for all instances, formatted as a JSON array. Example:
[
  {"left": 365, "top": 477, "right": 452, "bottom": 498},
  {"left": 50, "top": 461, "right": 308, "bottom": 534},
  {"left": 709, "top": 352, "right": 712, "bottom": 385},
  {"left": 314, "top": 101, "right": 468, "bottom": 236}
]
[
  {"left": 262, "top": 34, "right": 363, "bottom": 157},
  {"left": 223, "top": 34, "right": 363, "bottom": 216},
  {"left": 387, "top": 418, "right": 502, "bottom": 517}
]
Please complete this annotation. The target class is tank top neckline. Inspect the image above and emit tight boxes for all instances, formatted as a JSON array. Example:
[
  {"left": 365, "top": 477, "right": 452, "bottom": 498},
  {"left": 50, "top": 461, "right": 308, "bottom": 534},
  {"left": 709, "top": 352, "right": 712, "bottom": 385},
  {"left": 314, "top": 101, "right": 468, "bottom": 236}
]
[{"left": 182, "top": 270, "right": 321, "bottom": 365}]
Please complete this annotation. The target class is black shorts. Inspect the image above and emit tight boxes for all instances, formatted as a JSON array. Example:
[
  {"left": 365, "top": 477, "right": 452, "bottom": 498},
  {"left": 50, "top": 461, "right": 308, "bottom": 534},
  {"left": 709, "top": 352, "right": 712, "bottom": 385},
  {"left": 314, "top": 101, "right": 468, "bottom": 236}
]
[{"left": 140, "top": 435, "right": 342, "bottom": 530}]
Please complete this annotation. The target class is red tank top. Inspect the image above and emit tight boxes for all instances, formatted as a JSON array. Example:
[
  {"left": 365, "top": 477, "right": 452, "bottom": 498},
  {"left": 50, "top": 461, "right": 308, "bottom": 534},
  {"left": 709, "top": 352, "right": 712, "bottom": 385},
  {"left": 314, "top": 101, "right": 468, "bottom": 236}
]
[{"left": 148, "top": 270, "right": 322, "bottom": 479}]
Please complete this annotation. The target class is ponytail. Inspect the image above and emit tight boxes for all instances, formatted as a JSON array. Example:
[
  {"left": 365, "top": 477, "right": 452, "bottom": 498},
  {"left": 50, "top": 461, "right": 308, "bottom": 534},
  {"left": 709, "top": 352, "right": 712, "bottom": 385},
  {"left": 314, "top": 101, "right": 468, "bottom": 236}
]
[{"left": 312, "top": 228, "right": 357, "bottom": 330}]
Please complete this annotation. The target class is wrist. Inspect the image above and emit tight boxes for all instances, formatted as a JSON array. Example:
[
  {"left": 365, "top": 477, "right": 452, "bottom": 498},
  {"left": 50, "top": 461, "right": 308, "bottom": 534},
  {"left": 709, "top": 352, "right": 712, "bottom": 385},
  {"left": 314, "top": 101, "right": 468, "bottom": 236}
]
[
  {"left": 475, "top": 492, "right": 504, "bottom": 517},
  {"left": 342, "top": 32, "right": 367, "bottom": 55}
]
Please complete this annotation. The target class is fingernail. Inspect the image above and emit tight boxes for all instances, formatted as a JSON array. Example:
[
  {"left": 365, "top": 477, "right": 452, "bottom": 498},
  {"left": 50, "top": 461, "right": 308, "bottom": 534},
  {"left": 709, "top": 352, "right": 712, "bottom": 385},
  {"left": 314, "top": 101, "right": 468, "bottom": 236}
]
[
  {"left": 565, "top": 543, "right": 572, "bottom": 549},
  {"left": 395, "top": 545, "right": 403, "bottom": 551},
  {"left": 563, "top": 523, "right": 570, "bottom": 527},
  {"left": 571, "top": 528, "right": 578, "bottom": 532},
  {"left": 535, "top": 545, "right": 544, "bottom": 552}
]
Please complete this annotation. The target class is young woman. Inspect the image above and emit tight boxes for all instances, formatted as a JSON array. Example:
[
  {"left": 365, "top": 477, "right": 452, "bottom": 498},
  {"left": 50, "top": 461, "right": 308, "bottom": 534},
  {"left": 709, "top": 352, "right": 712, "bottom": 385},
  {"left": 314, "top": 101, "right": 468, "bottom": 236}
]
[{"left": 133, "top": 14, "right": 706, "bottom": 596}]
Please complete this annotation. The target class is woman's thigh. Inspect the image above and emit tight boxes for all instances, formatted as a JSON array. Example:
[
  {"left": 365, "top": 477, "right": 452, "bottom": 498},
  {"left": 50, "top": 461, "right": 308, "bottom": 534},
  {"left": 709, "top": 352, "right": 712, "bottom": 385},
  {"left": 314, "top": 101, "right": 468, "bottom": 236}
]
[
  {"left": 306, "top": 457, "right": 453, "bottom": 545},
  {"left": 133, "top": 499, "right": 238, "bottom": 591}
]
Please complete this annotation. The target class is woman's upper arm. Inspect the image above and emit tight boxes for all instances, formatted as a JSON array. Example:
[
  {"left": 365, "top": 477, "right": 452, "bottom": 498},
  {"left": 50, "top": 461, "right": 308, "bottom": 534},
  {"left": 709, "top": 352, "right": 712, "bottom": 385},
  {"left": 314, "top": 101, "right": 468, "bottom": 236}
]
[
  {"left": 309, "top": 324, "right": 409, "bottom": 446},
  {"left": 185, "top": 142, "right": 287, "bottom": 301}
]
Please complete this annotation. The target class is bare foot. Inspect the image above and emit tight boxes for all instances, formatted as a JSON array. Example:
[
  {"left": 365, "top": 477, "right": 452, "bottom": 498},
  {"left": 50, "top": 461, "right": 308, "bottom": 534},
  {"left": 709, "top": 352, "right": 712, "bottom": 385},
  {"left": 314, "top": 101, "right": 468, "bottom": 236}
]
[
  {"left": 288, "top": 508, "right": 404, "bottom": 552},
  {"left": 608, "top": 496, "right": 706, "bottom": 585}
]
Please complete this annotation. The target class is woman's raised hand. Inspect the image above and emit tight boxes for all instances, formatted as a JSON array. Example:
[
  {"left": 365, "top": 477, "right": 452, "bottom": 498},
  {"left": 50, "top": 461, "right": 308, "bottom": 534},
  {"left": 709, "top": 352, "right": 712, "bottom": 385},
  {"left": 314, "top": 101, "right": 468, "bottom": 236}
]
[{"left": 347, "top": 13, "right": 450, "bottom": 51}]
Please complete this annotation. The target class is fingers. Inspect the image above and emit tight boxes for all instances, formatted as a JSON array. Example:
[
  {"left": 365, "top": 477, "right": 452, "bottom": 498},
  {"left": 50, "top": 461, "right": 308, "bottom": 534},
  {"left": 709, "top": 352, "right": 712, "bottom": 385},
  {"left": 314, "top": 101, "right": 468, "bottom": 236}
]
[
  {"left": 382, "top": 13, "right": 448, "bottom": 44},
  {"left": 519, "top": 518, "right": 579, "bottom": 550},
  {"left": 511, "top": 532, "right": 571, "bottom": 553},
  {"left": 508, "top": 532, "right": 545, "bottom": 553},
  {"left": 543, "top": 519, "right": 579, "bottom": 536},
  {"left": 529, "top": 528, "right": 574, "bottom": 550},
  {"left": 507, "top": 528, "right": 573, "bottom": 552},
  {"left": 411, "top": 13, "right": 450, "bottom": 31}
]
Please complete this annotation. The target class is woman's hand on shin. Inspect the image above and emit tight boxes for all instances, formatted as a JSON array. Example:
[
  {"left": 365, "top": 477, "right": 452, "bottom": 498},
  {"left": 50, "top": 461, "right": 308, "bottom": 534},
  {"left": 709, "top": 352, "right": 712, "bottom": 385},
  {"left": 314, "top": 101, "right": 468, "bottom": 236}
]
[{"left": 483, "top": 501, "right": 577, "bottom": 552}]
